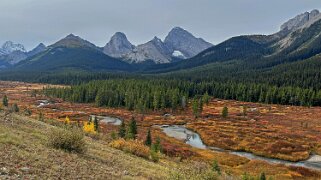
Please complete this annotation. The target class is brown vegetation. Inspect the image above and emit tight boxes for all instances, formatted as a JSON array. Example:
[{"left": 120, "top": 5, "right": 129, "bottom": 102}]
[{"left": 1, "top": 81, "right": 321, "bottom": 179}]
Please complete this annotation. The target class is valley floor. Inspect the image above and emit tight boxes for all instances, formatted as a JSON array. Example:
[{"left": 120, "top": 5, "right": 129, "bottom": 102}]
[{"left": 1, "top": 81, "right": 321, "bottom": 179}]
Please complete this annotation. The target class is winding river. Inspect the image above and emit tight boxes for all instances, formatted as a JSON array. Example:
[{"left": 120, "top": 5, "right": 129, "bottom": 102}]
[{"left": 158, "top": 125, "right": 321, "bottom": 171}]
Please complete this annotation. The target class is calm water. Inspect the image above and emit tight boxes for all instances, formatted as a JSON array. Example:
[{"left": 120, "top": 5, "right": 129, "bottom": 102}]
[
  {"left": 90, "top": 115, "right": 122, "bottom": 125},
  {"left": 159, "top": 125, "right": 321, "bottom": 171}
]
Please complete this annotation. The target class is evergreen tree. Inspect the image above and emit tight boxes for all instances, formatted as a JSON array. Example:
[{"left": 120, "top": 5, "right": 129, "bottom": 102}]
[
  {"left": 222, "top": 106, "right": 228, "bottom": 118},
  {"left": 151, "top": 137, "right": 162, "bottom": 153},
  {"left": 181, "top": 96, "right": 187, "bottom": 109},
  {"left": 145, "top": 129, "right": 152, "bottom": 147},
  {"left": 126, "top": 117, "right": 137, "bottom": 139},
  {"left": 118, "top": 121, "right": 126, "bottom": 138},
  {"left": 192, "top": 98, "right": 199, "bottom": 118},
  {"left": 2, "top": 95, "right": 8, "bottom": 107},
  {"left": 12, "top": 103, "right": 19, "bottom": 112},
  {"left": 203, "top": 91, "right": 210, "bottom": 105},
  {"left": 198, "top": 98, "right": 203, "bottom": 116},
  {"left": 153, "top": 91, "right": 160, "bottom": 111},
  {"left": 94, "top": 116, "right": 99, "bottom": 132}
]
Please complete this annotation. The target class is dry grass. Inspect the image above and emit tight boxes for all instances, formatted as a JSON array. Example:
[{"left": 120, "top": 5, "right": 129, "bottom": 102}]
[
  {"left": 109, "top": 139, "right": 151, "bottom": 159},
  {"left": 0, "top": 113, "right": 181, "bottom": 179}
]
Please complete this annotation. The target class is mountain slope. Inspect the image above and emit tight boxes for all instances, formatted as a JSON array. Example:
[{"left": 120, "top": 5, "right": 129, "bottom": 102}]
[
  {"left": 13, "top": 35, "right": 133, "bottom": 72},
  {"left": 0, "top": 113, "right": 179, "bottom": 179},
  {"left": 27, "top": 43, "right": 47, "bottom": 57}
]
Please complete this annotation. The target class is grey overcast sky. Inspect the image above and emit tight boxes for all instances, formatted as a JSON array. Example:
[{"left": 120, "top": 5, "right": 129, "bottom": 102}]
[{"left": 1, "top": 0, "right": 321, "bottom": 50}]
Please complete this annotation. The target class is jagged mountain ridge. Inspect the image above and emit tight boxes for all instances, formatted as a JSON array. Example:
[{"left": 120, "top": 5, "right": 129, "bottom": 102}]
[
  {"left": 103, "top": 27, "right": 213, "bottom": 64},
  {"left": 0, "top": 42, "right": 47, "bottom": 66}
]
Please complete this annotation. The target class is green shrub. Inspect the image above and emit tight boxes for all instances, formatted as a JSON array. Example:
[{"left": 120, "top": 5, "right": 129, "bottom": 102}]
[
  {"left": 24, "top": 109, "right": 32, "bottom": 116},
  {"left": 150, "top": 150, "right": 160, "bottom": 162},
  {"left": 47, "top": 127, "right": 86, "bottom": 153},
  {"left": 212, "top": 160, "right": 221, "bottom": 175}
]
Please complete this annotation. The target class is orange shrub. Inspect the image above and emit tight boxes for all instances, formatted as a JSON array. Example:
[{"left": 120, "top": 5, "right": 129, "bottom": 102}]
[{"left": 109, "top": 139, "right": 150, "bottom": 159}]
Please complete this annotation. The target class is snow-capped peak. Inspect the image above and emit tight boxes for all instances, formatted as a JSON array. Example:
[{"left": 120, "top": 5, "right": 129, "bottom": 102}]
[{"left": 0, "top": 41, "right": 26, "bottom": 55}]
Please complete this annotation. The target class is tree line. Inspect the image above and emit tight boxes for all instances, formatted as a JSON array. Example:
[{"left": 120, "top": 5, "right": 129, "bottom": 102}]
[{"left": 43, "top": 78, "right": 321, "bottom": 112}]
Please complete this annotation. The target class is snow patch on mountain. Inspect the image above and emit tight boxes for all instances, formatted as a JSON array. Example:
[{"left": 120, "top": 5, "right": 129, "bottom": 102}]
[{"left": 172, "top": 50, "right": 186, "bottom": 59}]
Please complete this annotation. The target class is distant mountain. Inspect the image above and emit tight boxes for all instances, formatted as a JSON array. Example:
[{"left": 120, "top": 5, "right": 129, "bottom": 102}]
[
  {"left": 51, "top": 34, "right": 100, "bottom": 51},
  {"left": 103, "top": 27, "right": 213, "bottom": 64},
  {"left": 0, "top": 41, "right": 27, "bottom": 65},
  {"left": 13, "top": 34, "right": 132, "bottom": 72},
  {"left": 103, "top": 32, "right": 135, "bottom": 58},
  {"left": 0, "top": 42, "right": 47, "bottom": 66},
  {"left": 145, "top": 9, "right": 321, "bottom": 73},
  {"left": 27, "top": 43, "right": 47, "bottom": 57},
  {"left": 280, "top": 9, "right": 321, "bottom": 32},
  {"left": 164, "top": 27, "right": 213, "bottom": 58},
  {"left": 123, "top": 37, "right": 172, "bottom": 64},
  {"left": 0, "top": 41, "right": 26, "bottom": 55}
]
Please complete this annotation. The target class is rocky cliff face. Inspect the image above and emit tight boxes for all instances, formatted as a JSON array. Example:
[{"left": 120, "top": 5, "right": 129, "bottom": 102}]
[
  {"left": 276, "top": 9, "right": 321, "bottom": 50},
  {"left": 102, "top": 27, "right": 213, "bottom": 64},
  {"left": 124, "top": 37, "right": 171, "bottom": 64},
  {"left": 103, "top": 32, "right": 135, "bottom": 58},
  {"left": 281, "top": 9, "right": 321, "bottom": 32},
  {"left": 164, "top": 27, "right": 213, "bottom": 59}
]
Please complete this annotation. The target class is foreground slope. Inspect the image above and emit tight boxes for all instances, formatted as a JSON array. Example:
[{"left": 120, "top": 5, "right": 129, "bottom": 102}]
[{"left": 0, "top": 113, "right": 177, "bottom": 179}]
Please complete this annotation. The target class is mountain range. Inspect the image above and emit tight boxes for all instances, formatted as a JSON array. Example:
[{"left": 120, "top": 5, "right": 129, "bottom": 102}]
[
  {"left": 0, "top": 27, "right": 212, "bottom": 69},
  {"left": 103, "top": 27, "right": 213, "bottom": 63},
  {"left": 1, "top": 9, "right": 321, "bottom": 74}
]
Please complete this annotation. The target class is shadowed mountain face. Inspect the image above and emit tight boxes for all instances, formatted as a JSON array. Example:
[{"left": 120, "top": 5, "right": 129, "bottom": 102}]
[{"left": 13, "top": 34, "right": 132, "bottom": 72}]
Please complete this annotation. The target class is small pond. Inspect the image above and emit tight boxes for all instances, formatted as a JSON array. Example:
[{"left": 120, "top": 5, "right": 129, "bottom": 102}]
[{"left": 90, "top": 115, "right": 122, "bottom": 126}]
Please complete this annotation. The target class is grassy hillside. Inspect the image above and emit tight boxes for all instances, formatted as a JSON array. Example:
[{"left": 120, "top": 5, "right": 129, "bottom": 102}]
[{"left": 0, "top": 112, "right": 224, "bottom": 179}]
